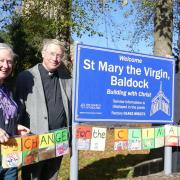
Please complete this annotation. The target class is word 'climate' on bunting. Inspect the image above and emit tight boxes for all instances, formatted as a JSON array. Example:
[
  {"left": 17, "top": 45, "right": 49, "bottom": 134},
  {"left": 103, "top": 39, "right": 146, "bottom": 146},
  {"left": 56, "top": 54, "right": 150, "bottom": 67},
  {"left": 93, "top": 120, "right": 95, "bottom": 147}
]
[
  {"left": 76, "top": 125, "right": 180, "bottom": 152},
  {"left": 1, "top": 128, "right": 69, "bottom": 168}
]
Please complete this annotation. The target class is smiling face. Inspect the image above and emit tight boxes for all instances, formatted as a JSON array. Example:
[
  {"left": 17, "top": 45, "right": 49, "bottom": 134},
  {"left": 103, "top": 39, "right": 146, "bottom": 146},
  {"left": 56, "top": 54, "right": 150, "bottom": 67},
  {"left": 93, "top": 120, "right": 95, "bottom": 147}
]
[
  {"left": 42, "top": 43, "right": 63, "bottom": 72},
  {"left": 0, "top": 49, "right": 14, "bottom": 84}
]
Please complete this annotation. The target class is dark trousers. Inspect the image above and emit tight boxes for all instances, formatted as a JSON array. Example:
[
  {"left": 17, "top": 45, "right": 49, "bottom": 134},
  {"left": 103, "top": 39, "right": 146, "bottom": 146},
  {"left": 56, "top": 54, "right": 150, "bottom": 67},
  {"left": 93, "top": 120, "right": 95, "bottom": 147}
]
[
  {"left": 0, "top": 167, "right": 17, "bottom": 180},
  {"left": 21, "top": 156, "right": 63, "bottom": 180}
]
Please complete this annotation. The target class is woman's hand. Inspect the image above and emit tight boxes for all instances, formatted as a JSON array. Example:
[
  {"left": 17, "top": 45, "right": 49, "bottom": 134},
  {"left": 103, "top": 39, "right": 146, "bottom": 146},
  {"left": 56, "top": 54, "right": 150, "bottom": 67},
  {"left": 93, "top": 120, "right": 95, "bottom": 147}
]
[
  {"left": 17, "top": 124, "right": 31, "bottom": 136},
  {"left": 0, "top": 128, "right": 9, "bottom": 143}
]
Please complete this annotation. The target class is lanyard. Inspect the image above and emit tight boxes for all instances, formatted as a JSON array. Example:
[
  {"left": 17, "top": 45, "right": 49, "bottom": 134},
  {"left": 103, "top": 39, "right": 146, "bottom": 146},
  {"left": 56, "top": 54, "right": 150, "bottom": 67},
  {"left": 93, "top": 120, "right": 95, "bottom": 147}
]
[{"left": 0, "top": 86, "right": 17, "bottom": 124}]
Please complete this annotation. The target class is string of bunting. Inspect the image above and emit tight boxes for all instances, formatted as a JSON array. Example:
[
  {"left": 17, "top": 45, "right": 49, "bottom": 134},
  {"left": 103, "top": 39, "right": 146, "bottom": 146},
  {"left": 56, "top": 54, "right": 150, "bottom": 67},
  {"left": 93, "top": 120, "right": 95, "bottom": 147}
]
[
  {"left": 76, "top": 124, "right": 180, "bottom": 151},
  {"left": 1, "top": 128, "right": 69, "bottom": 168},
  {"left": 2, "top": 124, "right": 179, "bottom": 168}
]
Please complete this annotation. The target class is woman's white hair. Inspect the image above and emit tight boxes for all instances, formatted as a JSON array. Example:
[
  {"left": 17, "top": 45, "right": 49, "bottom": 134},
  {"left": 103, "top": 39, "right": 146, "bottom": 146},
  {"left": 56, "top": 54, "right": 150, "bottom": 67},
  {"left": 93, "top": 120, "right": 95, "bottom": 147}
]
[{"left": 0, "top": 43, "right": 16, "bottom": 59}]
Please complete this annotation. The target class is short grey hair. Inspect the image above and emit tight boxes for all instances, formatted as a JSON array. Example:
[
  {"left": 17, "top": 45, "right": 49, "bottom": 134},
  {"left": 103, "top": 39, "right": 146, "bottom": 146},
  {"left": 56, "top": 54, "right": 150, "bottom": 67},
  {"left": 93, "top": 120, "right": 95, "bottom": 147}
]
[
  {"left": 0, "top": 43, "right": 16, "bottom": 59},
  {"left": 41, "top": 39, "right": 65, "bottom": 55}
]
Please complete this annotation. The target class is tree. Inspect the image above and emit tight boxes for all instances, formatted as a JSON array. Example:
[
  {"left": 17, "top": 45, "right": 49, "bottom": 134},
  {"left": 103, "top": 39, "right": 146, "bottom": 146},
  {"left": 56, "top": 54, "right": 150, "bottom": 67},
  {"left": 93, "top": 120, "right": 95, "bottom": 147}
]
[
  {"left": 121, "top": 0, "right": 179, "bottom": 70},
  {"left": 1, "top": 0, "right": 112, "bottom": 75},
  {"left": 1, "top": 1, "right": 176, "bottom": 72},
  {"left": 0, "top": 0, "right": 20, "bottom": 28},
  {"left": 153, "top": 0, "right": 173, "bottom": 56}
]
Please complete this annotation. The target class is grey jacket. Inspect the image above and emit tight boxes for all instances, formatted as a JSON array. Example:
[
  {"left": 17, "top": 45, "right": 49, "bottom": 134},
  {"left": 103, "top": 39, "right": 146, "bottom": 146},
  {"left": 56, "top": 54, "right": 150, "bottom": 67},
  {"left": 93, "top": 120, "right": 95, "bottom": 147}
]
[{"left": 15, "top": 64, "right": 72, "bottom": 134}]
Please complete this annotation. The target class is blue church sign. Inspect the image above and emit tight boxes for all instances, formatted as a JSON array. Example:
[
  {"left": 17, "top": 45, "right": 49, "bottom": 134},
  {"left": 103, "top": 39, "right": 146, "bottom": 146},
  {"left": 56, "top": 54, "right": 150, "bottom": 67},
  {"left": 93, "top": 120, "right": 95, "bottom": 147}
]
[{"left": 73, "top": 44, "right": 175, "bottom": 124}]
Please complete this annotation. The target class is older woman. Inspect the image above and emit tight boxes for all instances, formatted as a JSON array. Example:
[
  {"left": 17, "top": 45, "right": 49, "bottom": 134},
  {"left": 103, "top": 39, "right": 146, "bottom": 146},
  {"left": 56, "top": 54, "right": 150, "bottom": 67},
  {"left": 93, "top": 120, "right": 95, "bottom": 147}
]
[{"left": 0, "top": 43, "right": 29, "bottom": 179}]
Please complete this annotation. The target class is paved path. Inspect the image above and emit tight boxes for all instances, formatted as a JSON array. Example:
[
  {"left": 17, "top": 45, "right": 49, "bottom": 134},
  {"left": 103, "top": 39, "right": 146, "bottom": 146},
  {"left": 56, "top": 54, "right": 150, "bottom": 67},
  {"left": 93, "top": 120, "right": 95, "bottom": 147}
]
[{"left": 130, "top": 173, "right": 180, "bottom": 179}]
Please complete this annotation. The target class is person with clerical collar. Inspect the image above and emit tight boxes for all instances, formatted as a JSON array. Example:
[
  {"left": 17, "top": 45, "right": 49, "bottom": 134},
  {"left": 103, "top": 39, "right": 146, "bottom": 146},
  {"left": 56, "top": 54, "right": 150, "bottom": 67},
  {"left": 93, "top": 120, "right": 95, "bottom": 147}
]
[
  {"left": 15, "top": 39, "right": 72, "bottom": 180},
  {"left": 0, "top": 43, "right": 30, "bottom": 179}
]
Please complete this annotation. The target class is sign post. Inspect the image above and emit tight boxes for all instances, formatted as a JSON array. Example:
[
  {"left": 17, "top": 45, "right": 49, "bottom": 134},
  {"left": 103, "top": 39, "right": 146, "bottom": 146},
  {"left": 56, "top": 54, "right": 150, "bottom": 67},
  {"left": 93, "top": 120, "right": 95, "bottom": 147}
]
[
  {"left": 70, "top": 122, "right": 78, "bottom": 180},
  {"left": 164, "top": 146, "right": 172, "bottom": 175},
  {"left": 72, "top": 44, "right": 175, "bottom": 178},
  {"left": 70, "top": 43, "right": 79, "bottom": 180}
]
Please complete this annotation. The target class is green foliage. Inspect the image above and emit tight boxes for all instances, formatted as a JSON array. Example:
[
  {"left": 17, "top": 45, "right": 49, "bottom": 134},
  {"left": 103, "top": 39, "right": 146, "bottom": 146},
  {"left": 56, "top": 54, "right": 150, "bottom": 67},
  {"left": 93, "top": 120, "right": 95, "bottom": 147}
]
[
  {"left": 142, "top": 0, "right": 157, "bottom": 8},
  {"left": 71, "top": 0, "right": 104, "bottom": 37},
  {"left": 0, "top": 31, "right": 11, "bottom": 43},
  {"left": 0, "top": 0, "right": 109, "bottom": 77},
  {"left": 6, "top": 14, "right": 41, "bottom": 74}
]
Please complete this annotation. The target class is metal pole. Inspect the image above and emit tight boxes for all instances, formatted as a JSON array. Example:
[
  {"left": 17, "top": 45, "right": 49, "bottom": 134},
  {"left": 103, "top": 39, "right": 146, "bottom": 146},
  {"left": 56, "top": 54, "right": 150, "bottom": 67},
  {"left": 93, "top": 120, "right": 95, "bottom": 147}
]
[
  {"left": 70, "top": 42, "right": 79, "bottom": 180},
  {"left": 164, "top": 146, "right": 172, "bottom": 175},
  {"left": 70, "top": 122, "right": 78, "bottom": 180}
]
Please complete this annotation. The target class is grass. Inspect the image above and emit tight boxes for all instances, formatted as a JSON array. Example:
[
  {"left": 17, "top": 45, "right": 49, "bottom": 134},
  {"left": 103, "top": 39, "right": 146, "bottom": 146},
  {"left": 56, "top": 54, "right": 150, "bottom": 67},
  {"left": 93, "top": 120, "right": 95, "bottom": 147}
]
[{"left": 58, "top": 129, "right": 150, "bottom": 180}]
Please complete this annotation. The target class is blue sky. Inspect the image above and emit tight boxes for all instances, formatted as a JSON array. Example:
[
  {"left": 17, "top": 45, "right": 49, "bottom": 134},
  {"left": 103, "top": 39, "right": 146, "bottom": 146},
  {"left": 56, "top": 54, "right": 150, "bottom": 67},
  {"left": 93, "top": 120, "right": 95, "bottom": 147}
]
[
  {"left": 73, "top": 1, "right": 153, "bottom": 55},
  {"left": 73, "top": 1, "right": 179, "bottom": 57},
  {"left": 73, "top": 34, "right": 153, "bottom": 55}
]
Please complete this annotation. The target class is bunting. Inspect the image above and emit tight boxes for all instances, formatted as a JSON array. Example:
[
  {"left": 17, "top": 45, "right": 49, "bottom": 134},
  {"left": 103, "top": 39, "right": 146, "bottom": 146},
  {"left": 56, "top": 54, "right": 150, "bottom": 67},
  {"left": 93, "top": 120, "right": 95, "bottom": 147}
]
[
  {"left": 76, "top": 125, "right": 180, "bottom": 152},
  {"left": 2, "top": 124, "right": 180, "bottom": 168},
  {"left": 1, "top": 128, "right": 69, "bottom": 168}
]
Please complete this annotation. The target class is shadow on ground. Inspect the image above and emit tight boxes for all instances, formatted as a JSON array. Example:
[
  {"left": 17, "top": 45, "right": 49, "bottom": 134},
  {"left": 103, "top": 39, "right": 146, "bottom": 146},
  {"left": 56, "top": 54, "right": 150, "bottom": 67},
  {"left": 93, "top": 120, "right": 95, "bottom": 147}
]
[{"left": 78, "top": 148, "right": 164, "bottom": 180}]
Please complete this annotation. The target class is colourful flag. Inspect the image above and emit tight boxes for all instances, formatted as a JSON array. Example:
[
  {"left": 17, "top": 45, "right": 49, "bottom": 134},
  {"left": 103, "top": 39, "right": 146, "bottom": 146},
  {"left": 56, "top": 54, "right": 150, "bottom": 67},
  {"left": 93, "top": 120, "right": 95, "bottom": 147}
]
[
  {"left": 1, "top": 137, "right": 22, "bottom": 168},
  {"left": 128, "top": 129, "right": 142, "bottom": 150},
  {"left": 154, "top": 126, "right": 165, "bottom": 148},
  {"left": 54, "top": 129, "right": 69, "bottom": 156},
  {"left": 22, "top": 135, "right": 39, "bottom": 166},
  {"left": 90, "top": 127, "right": 106, "bottom": 151},
  {"left": 114, "top": 128, "right": 128, "bottom": 151},
  {"left": 165, "top": 125, "right": 178, "bottom": 146},
  {"left": 38, "top": 133, "right": 55, "bottom": 161},
  {"left": 76, "top": 126, "right": 92, "bottom": 150},
  {"left": 142, "top": 128, "right": 155, "bottom": 150}
]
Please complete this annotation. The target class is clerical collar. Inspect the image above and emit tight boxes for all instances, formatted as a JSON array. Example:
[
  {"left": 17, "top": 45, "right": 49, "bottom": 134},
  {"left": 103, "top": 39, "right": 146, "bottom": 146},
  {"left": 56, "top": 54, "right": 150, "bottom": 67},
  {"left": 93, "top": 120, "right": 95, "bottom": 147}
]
[
  {"left": 39, "top": 64, "right": 58, "bottom": 78},
  {"left": 48, "top": 72, "right": 54, "bottom": 77}
]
